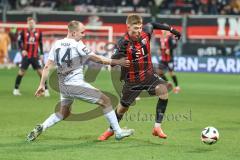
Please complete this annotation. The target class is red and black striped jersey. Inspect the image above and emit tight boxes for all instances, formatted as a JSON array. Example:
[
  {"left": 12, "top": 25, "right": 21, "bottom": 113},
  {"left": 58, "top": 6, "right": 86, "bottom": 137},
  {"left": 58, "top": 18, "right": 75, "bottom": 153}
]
[
  {"left": 18, "top": 29, "right": 43, "bottom": 58},
  {"left": 112, "top": 22, "right": 180, "bottom": 83},
  {"left": 112, "top": 24, "right": 154, "bottom": 83}
]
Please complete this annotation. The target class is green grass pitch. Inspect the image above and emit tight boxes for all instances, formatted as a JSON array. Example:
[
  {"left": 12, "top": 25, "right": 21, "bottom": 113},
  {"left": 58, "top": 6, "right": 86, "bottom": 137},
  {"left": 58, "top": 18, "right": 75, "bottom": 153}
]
[{"left": 0, "top": 68, "right": 239, "bottom": 160}]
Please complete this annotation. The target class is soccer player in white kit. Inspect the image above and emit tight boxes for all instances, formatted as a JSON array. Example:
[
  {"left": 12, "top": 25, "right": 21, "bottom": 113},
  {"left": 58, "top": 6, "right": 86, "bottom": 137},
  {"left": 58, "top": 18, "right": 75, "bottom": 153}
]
[{"left": 26, "top": 20, "right": 134, "bottom": 141}]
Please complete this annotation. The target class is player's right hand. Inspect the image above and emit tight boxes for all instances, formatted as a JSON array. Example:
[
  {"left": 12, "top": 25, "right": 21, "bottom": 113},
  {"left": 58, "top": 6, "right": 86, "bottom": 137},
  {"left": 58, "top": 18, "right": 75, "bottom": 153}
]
[
  {"left": 22, "top": 50, "right": 28, "bottom": 56},
  {"left": 118, "top": 58, "right": 130, "bottom": 67},
  {"left": 170, "top": 28, "right": 181, "bottom": 40},
  {"left": 35, "top": 85, "right": 45, "bottom": 97}
]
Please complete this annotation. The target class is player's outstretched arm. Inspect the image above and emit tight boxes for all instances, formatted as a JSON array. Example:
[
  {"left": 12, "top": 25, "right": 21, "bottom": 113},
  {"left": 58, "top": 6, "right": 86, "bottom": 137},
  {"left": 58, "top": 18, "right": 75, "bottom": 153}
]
[
  {"left": 147, "top": 22, "right": 181, "bottom": 40},
  {"left": 35, "top": 60, "right": 55, "bottom": 97},
  {"left": 88, "top": 54, "right": 130, "bottom": 67}
]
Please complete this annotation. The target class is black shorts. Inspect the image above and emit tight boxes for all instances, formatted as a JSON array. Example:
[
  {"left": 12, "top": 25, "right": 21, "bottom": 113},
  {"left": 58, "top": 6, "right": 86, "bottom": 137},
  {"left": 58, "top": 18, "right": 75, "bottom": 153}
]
[
  {"left": 20, "top": 57, "right": 42, "bottom": 70},
  {"left": 159, "top": 61, "right": 174, "bottom": 72},
  {"left": 120, "top": 74, "right": 167, "bottom": 107}
]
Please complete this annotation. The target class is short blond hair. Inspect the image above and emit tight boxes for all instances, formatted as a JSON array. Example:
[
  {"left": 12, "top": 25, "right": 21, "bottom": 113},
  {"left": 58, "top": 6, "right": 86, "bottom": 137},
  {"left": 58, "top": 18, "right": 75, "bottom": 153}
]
[
  {"left": 68, "top": 20, "right": 80, "bottom": 32},
  {"left": 126, "top": 14, "right": 143, "bottom": 25}
]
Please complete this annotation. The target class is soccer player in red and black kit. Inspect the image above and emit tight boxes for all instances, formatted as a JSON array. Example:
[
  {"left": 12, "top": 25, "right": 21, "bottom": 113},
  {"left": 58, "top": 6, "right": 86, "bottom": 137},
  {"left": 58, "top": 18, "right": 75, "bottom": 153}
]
[
  {"left": 157, "top": 30, "right": 180, "bottom": 94},
  {"left": 13, "top": 17, "right": 49, "bottom": 96},
  {"left": 98, "top": 14, "right": 181, "bottom": 141}
]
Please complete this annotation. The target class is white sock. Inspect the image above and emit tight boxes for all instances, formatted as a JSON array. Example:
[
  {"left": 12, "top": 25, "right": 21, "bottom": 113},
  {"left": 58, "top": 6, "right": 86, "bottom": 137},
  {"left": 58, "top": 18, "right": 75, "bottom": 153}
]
[
  {"left": 42, "top": 113, "right": 63, "bottom": 131},
  {"left": 154, "top": 123, "right": 161, "bottom": 128},
  {"left": 104, "top": 110, "right": 122, "bottom": 134}
]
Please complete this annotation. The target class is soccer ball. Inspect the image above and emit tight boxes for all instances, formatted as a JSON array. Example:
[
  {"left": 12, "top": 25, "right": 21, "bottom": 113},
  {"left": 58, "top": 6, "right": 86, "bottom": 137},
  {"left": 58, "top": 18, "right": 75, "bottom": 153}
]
[{"left": 201, "top": 126, "right": 219, "bottom": 145}]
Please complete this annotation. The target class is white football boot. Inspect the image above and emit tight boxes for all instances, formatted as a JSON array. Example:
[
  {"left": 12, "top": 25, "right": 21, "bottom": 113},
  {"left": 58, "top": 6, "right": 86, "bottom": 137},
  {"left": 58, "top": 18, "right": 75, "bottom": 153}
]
[{"left": 13, "top": 89, "right": 22, "bottom": 96}]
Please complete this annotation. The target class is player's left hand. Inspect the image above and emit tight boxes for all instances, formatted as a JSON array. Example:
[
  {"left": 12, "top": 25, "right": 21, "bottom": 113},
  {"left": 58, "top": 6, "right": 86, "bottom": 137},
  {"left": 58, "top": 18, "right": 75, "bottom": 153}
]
[
  {"left": 35, "top": 85, "right": 45, "bottom": 97},
  {"left": 170, "top": 28, "right": 181, "bottom": 40},
  {"left": 118, "top": 58, "right": 130, "bottom": 67}
]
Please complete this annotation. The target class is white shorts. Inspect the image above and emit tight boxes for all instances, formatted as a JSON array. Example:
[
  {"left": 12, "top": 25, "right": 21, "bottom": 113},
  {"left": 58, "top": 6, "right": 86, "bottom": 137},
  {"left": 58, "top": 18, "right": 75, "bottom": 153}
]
[{"left": 59, "top": 81, "right": 102, "bottom": 106}]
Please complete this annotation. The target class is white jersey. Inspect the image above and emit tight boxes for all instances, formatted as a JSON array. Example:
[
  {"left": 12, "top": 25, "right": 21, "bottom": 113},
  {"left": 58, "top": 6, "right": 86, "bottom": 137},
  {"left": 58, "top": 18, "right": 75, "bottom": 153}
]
[{"left": 48, "top": 38, "right": 93, "bottom": 85}]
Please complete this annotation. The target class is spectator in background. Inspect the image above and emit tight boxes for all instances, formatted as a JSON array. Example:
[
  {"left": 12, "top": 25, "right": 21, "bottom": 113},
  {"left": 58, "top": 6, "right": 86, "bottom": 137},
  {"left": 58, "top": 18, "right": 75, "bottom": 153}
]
[
  {"left": 132, "top": 0, "right": 141, "bottom": 11},
  {"left": 217, "top": 0, "right": 229, "bottom": 14},
  {"left": 55, "top": 0, "right": 74, "bottom": 11},
  {"left": 8, "top": 0, "right": 17, "bottom": 9},
  {"left": 198, "top": 0, "right": 209, "bottom": 14},
  {"left": 208, "top": 0, "right": 219, "bottom": 14},
  {"left": 4, "top": 0, "right": 240, "bottom": 15},
  {"left": 230, "top": 0, "right": 240, "bottom": 14},
  {"left": 220, "top": 0, "right": 233, "bottom": 14},
  {"left": 115, "top": 0, "right": 123, "bottom": 6},
  {"left": 102, "top": 0, "right": 116, "bottom": 7},
  {"left": 0, "top": 28, "right": 11, "bottom": 67},
  {"left": 16, "top": 0, "right": 31, "bottom": 9},
  {"left": 158, "top": 0, "right": 172, "bottom": 14},
  {"left": 8, "top": 27, "right": 18, "bottom": 66}
]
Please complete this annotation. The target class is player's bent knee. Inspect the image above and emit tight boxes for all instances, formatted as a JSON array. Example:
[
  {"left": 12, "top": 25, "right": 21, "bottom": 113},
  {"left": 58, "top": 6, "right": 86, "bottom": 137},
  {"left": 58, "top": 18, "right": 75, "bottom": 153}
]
[
  {"left": 59, "top": 105, "right": 71, "bottom": 119},
  {"left": 97, "top": 98, "right": 104, "bottom": 106},
  {"left": 98, "top": 94, "right": 112, "bottom": 107},
  {"left": 155, "top": 84, "right": 168, "bottom": 99}
]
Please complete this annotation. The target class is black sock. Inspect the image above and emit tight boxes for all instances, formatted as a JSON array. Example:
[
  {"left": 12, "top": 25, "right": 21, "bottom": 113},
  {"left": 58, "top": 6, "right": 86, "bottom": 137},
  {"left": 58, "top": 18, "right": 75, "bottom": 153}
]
[
  {"left": 15, "top": 75, "right": 23, "bottom": 89},
  {"left": 109, "top": 109, "right": 123, "bottom": 130},
  {"left": 45, "top": 81, "right": 48, "bottom": 90},
  {"left": 161, "top": 75, "right": 168, "bottom": 81},
  {"left": 155, "top": 98, "right": 168, "bottom": 123},
  {"left": 172, "top": 75, "right": 178, "bottom": 87}
]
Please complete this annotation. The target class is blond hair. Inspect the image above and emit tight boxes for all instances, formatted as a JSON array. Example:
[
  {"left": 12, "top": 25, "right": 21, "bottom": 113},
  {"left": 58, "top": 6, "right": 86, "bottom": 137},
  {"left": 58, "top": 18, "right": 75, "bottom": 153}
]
[
  {"left": 68, "top": 20, "right": 80, "bottom": 32},
  {"left": 126, "top": 14, "right": 143, "bottom": 25}
]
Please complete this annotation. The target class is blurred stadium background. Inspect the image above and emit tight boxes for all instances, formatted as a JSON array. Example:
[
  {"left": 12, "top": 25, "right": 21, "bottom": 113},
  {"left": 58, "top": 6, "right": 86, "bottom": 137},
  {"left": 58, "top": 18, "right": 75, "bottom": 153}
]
[
  {"left": 0, "top": 0, "right": 240, "bottom": 72},
  {"left": 0, "top": 1, "right": 239, "bottom": 160}
]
